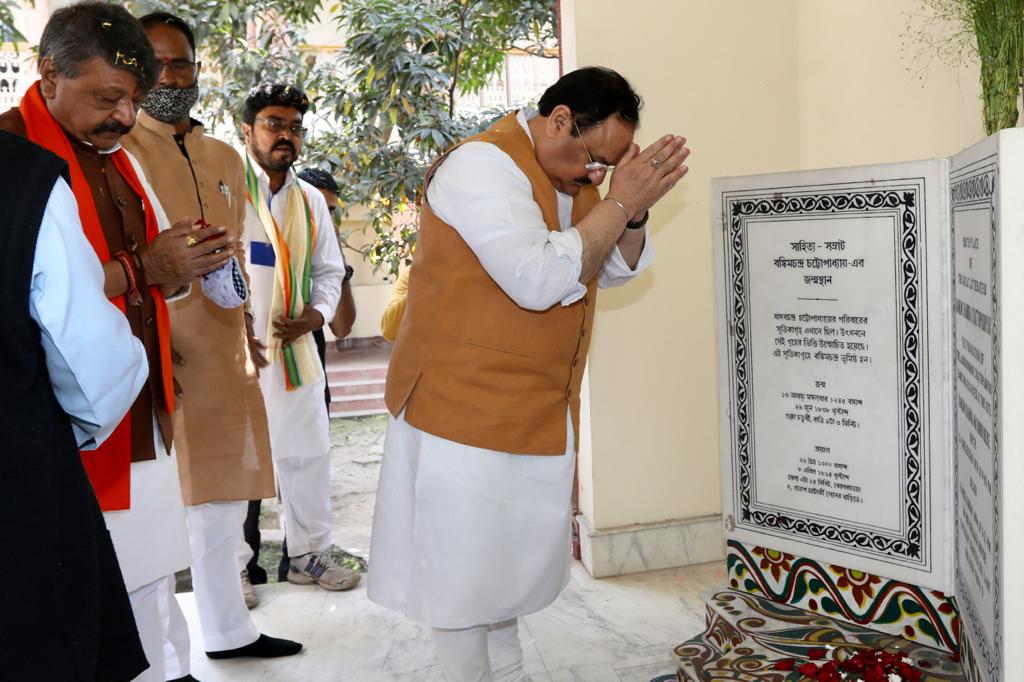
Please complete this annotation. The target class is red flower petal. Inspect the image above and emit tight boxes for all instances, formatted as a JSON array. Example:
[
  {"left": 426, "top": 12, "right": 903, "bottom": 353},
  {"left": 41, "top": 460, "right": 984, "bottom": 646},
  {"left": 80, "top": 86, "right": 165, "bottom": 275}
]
[
  {"left": 774, "top": 658, "right": 796, "bottom": 671},
  {"left": 808, "top": 648, "right": 827, "bottom": 660},
  {"left": 798, "top": 662, "right": 821, "bottom": 677}
]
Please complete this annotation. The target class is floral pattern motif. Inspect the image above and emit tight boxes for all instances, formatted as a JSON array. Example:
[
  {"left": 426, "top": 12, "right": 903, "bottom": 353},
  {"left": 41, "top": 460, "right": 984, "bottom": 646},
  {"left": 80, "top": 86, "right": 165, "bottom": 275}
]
[{"left": 728, "top": 541, "right": 960, "bottom": 653}]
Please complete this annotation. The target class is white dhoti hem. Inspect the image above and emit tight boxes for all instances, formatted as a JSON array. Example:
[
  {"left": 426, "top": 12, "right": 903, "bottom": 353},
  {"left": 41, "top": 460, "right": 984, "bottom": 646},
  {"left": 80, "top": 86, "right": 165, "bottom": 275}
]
[
  {"left": 103, "top": 419, "right": 191, "bottom": 593},
  {"left": 367, "top": 410, "right": 576, "bottom": 629},
  {"left": 187, "top": 501, "right": 260, "bottom": 651}
]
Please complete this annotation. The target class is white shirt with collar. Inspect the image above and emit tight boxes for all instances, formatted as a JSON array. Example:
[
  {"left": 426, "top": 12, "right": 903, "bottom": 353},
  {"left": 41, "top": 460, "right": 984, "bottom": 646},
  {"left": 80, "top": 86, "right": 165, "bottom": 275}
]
[
  {"left": 241, "top": 158, "right": 346, "bottom": 337},
  {"left": 241, "top": 158, "right": 345, "bottom": 462}
]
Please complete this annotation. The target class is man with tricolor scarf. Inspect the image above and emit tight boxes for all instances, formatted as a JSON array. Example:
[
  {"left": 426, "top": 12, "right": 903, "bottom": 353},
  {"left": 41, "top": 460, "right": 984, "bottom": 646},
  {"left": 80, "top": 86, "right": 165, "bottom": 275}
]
[
  {"left": 0, "top": 4, "right": 236, "bottom": 681},
  {"left": 239, "top": 83, "right": 358, "bottom": 592}
]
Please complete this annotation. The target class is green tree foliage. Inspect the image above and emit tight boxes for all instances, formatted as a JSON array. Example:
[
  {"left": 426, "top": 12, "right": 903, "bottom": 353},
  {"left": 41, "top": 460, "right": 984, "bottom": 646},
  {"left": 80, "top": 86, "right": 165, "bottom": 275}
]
[
  {"left": 125, "top": 0, "right": 556, "bottom": 275},
  {"left": 316, "top": 0, "right": 557, "bottom": 274},
  {"left": 2, "top": 0, "right": 27, "bottom": 44},
  {"left": 127, "top": 0, "right": 325, "bottom": 128}
]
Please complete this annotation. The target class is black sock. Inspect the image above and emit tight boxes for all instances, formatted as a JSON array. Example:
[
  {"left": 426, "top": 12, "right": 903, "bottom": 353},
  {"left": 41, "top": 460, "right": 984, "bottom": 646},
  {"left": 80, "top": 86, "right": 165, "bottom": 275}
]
[{"left": 206, "top": 633, "right": 303, "bottom": 659}]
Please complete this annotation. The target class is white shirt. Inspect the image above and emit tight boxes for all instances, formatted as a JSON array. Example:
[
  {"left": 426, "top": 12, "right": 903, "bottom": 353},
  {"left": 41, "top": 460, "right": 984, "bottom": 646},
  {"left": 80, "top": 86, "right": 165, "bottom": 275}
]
[
  {"left": 426, "top": 108, "right": 654, "bottom": 310},
  {"left": 28, "top": 177, "right": 148, "bottom": 449},
  {"left": 244, "top": 159, "right": 346, "bottom": 325}
]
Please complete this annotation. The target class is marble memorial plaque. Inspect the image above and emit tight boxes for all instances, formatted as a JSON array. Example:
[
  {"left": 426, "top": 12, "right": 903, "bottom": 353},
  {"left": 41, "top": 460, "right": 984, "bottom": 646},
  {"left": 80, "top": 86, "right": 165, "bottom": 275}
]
[
  {"left": 952, "top": 129, "right": 1024, "bottom": 682},
  {"left": 713, "top": 161, "right": 953, "bottom": 590}
]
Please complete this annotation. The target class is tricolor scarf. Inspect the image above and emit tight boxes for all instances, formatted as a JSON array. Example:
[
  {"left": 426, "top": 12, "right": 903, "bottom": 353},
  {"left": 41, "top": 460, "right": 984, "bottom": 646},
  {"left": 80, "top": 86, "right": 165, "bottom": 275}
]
[
  {"left": 20, "top": 81, "right": 175, "bottom": 511},
  {"left": 244, "top": 156, "right": 322, "bottom": 390}
]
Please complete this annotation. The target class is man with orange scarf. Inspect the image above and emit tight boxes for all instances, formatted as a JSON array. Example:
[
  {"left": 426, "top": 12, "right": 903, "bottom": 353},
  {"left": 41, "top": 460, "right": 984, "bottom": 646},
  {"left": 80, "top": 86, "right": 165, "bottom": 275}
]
[{"left": 0, "top": 4, "right": 235, "bottom": 681}]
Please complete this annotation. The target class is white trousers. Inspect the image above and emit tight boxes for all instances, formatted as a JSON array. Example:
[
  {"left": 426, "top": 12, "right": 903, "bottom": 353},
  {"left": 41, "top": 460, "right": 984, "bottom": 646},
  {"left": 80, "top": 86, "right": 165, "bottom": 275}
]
[
  {"left": 276, "top": 453, "right": 333, "bottom": 557},
  {"left": 186, "top": 501, "right": 260, "bottom": 651},
  {"left": 128, "top": 574, "right": 190, "bottom": 682},
  {"left": 431, "top": 619, "right": 525, "bottom": 682}
]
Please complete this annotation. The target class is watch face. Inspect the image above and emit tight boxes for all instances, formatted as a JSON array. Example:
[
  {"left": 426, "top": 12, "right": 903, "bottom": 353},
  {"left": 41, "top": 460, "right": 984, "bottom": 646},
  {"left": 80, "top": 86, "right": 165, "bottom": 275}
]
[{"left": 344, "top": 264, "right": 355, "bottom": 282}]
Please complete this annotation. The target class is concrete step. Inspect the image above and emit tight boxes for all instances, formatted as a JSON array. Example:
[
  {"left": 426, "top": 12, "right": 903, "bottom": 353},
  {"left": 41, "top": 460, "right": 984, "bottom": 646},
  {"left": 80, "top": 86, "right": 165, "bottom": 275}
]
[
  {"left": 675, "top": 588, "right": 964, "bottom": 681},
  {"left": 329, "top": 379, "right": 386, "bottom": 397},
  {"left": 329, "top": 396, "right": 387, "bottom": 417},
  {"left": 326, "top": 367, "right": 387, "bottom": 383}
]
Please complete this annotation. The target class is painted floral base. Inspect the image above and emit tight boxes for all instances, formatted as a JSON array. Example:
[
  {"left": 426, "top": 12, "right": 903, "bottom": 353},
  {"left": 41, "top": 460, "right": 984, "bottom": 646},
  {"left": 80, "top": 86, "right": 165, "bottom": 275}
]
[
  {"left": 673, "top": 589, "right": 964, "bottom": 682},
  {"left": 726, "top": 541, "right": 960, "bottom": 653}
]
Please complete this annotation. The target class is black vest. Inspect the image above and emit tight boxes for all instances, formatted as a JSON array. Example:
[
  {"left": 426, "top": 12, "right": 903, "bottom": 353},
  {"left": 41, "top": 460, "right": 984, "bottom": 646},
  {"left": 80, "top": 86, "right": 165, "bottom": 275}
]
[{"left": 0, "top": 130, "right": 148, "bottom": 681}]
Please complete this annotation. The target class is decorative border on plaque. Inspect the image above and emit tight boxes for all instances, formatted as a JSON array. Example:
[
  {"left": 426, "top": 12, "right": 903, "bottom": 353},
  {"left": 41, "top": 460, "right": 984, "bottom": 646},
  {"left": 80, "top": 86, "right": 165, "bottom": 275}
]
[
  {"left": 726, "top": 540, "right": 960, "bottom": 653},
  {"left": 950, "top": 157, "right": 1000, "bottom": 681},
  {"left": 674, "top": 588, "right": 964, "bottom": 682},
  {"left": 723, "top": 182, "right": 928, "bottom": 565}
]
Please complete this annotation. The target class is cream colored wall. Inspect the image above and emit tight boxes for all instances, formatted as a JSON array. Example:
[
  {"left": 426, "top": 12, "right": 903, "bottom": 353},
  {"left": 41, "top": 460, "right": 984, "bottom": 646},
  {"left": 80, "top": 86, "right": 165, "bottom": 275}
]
[
  {"left": 569, "top": 0, "right": 986, "bottom": 531},
  {"left": 796, "top": 1, "right": 983, "bottom": 168}
]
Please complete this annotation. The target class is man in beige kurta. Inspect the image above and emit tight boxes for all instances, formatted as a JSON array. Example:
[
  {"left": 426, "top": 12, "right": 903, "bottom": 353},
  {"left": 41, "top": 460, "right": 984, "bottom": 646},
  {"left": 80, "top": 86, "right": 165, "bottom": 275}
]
[{"left": 122, "top": 11, "right": 303, "bottom": 662}]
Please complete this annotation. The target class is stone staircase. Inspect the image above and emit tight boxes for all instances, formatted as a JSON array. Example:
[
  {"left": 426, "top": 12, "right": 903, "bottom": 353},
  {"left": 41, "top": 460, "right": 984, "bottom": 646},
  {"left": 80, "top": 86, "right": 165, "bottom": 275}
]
[
  {"left": 674, "top": 588, "right": 965, "bottom": 681},
  {"left": 325, "top": 342, "right": 390, "bottom": 418}
]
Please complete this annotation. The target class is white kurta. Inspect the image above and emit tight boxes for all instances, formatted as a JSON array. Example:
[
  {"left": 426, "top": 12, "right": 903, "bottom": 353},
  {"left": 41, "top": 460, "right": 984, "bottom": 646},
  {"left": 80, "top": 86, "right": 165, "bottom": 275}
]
[
  {"left": 241, "top": 164, "right": 346, "bottom": 461},
  {"left": 368, "top": 110, "right": 654, "bottom": 627},
  {"left": 101, "top": 149, "right": 191, "bottom": 593}
]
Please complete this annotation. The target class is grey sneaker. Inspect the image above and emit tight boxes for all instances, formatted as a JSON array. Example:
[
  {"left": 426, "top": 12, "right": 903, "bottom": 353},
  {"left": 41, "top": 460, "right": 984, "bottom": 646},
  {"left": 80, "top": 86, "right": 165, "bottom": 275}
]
[
  {"left": 287, "top": 549, "right": 361, "bottom": 591},
  {"left": 240, "top": 569, "right": 259, "bottom": 609}
]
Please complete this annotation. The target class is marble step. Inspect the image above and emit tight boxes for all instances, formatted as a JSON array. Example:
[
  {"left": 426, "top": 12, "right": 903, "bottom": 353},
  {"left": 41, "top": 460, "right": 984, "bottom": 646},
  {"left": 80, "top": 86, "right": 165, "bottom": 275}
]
[{"left": 674, "top": 588, "right": 965, "bottom": 682}]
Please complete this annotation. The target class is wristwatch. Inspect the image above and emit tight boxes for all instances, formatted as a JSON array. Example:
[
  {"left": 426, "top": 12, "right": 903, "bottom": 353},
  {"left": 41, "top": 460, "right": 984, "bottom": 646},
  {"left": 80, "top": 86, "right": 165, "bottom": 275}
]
[
  {"left": 343, "top": 264, "right": 355, "bottom": 283},
  {"left": 626, "top": 210, "right": 650, "bottom": 230}
]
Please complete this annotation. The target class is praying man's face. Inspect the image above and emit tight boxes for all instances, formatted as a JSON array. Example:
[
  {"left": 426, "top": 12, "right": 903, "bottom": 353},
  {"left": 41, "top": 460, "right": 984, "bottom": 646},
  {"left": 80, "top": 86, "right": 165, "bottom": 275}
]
[
  {"left": 243, "top": 105, "right": 304, "bottom": 173},
  {"left": 39, "top": 56, "right": 144, "bottom": 151}
]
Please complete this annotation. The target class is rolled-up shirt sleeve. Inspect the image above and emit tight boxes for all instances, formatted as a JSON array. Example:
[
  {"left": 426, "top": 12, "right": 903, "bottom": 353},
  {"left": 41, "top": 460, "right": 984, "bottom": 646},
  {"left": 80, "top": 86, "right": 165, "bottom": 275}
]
[
  {"left": 29, "top": 178, "right": 148, "bottom": 449},
  {"left": 598, "top": 229, "right": 655, "bottom": 289},
  {"left": 427, "top": 141, "right": 587, "bottom": 311}
]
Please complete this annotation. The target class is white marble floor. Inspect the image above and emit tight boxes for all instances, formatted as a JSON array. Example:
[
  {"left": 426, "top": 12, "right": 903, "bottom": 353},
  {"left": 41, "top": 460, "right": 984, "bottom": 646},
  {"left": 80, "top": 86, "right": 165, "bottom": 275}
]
[{"left": 177, "top": 559, "right": 724, "bottom": 681}]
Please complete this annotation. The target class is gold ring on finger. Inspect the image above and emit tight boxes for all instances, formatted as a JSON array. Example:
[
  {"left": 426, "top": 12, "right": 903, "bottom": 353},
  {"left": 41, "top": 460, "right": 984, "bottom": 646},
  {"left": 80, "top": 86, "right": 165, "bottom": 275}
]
[{"left": 185, "top": 235, "right": 199, "bottom": 248}]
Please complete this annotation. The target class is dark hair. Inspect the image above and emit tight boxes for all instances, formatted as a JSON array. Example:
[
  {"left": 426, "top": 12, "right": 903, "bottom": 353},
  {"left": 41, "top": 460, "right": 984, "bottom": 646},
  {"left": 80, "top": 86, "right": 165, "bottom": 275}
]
[
  {"left": 243, "top": 83, "right": 310, "bottom": 125},
  {"left": 39, "top": 2, "right": 158, "bottom": 91},
  {"left": 537, "top": 66, "right": 642, "bottom": 135},
  {"left": 139, "top": 11, "right": 196, "bottom": 55},
  {"left": 297, "top": 167, "right": 339, "bottom": 194}
]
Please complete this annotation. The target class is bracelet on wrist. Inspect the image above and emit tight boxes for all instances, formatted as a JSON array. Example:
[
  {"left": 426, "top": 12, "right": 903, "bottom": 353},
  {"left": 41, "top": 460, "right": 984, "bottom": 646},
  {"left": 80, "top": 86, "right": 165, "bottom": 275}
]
[
  {"left": 113, "top": 250, "right": 143, "bottom": 306},
  {"left": 603, "top": 197, "right": 631, "bottom": 222},
  {"left": 626, "top": 210, "right": 650, "bottom": 230}
]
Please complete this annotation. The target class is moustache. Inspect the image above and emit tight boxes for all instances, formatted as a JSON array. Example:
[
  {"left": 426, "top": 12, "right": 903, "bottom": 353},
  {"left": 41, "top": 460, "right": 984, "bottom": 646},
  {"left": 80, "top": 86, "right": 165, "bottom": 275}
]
[
  {"left": 273, "top": 142, "right": 296, "bottom": 154},
  {"left": 92, "top": 119, "right": 132, "bottom": 136}
]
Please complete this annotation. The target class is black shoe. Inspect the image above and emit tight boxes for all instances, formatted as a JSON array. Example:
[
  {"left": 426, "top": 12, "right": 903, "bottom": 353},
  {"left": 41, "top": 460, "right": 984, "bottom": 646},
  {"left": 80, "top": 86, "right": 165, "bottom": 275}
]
[
  {"left": 206, "top": 633, "right": 303, "bottom": 660},
  {"left": 168, "top": 677, "right": 201, "bottom": 681}
]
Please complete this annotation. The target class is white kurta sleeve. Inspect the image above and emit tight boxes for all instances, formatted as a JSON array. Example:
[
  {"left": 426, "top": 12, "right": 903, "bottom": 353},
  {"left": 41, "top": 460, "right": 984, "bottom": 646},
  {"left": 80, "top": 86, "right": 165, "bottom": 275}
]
[
  {"left": 598, "top": 230, "right": 655, "bottom": 289},
  {"left": 29, "top": 178, "right": 149, "bottom": 449},
  {"left": 302, "top": 181, "right": 346, "bottom": 323},
  {"left": 427, "top": 141, "right": 587, "bottom": 311}
]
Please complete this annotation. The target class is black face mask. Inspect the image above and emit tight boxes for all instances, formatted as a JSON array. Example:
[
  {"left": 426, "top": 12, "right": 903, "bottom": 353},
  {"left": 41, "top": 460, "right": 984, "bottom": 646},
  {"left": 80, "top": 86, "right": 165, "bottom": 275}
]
[{"left": 141, "top": 83, "right": 199, "bottom": 123}]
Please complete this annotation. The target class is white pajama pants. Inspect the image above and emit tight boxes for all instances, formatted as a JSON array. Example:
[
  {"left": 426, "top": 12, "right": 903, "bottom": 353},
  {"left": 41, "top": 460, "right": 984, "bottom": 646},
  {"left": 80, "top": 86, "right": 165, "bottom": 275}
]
[
  {"left": 128, "top": 574, "right": 190, "bottom": 682},
  {"left": 186, "top": 501, "right": 260, "bottom": 651},
  {"left": 431, "top": 619, "right": 525, "bottom": 682},
  {"left": 276, "top": 453, "right": 333, "bottom": 557}
]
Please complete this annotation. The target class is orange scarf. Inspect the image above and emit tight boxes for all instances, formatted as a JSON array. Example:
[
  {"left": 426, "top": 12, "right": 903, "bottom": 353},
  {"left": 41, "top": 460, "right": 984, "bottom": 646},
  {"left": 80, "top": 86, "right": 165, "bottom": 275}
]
[{"left": 20, "top": 81, "right": 174, "bottom": 511}]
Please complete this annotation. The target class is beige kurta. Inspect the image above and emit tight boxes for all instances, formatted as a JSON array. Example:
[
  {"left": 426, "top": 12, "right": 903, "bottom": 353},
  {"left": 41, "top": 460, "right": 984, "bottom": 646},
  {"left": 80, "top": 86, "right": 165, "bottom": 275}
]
[{"left": 122, "top": 112, "right": 275, "bottom": 506}]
